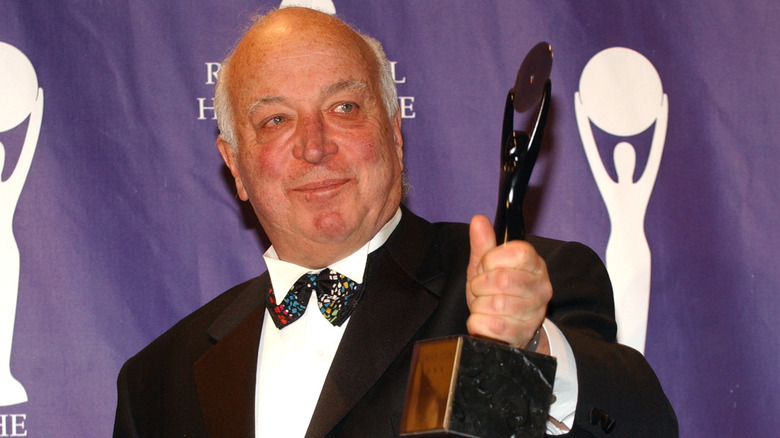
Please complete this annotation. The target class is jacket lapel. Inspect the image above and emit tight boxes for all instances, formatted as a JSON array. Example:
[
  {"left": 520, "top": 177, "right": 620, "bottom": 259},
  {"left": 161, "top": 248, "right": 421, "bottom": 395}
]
[
  {"left": 306, "top": 209, "right": 446, "bottom": 437},
  {"left": 194, "top": 276, "right": 268, "bottom": 438},
  {"left": 192, "top": 209, "right": 447, "bottom": 438}
]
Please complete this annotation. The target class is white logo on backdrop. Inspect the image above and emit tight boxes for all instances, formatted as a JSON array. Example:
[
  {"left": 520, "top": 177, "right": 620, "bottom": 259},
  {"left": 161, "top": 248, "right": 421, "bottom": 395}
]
[
  {"left": 0, "top": 41, "right": 44, "bottom": 406},
  {"left": 574, "top": 47, "right": 667, "bottom": 354},
  {"left": 279, "top": 0, "right": 336, "bottom": 14}
]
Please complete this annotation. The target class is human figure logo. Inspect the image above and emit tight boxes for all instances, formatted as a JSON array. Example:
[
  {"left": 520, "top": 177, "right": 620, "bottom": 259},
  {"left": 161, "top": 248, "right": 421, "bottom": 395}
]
[
  {"left": 0, "top": 41, "right": 44, "bottom": 406},
  {"left": 574, "top": 47, "right": 667, "bottom": 354},
  {"left": 279, "top": 0, "right": 336, "bottom": 14}
]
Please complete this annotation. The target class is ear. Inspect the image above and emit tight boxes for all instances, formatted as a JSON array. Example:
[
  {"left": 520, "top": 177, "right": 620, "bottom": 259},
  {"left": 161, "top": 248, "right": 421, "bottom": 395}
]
[
  {"left": 392, "top": 110, "right": 404, "bottom": 164},
  {"left": 217, "top": 137, "right": 249, "bottom": 201}
]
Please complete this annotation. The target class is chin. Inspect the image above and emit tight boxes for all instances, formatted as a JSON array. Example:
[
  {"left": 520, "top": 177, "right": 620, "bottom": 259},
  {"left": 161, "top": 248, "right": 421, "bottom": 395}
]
[{"left": 310, "top": 211, "right": 352, "bottom": 237}]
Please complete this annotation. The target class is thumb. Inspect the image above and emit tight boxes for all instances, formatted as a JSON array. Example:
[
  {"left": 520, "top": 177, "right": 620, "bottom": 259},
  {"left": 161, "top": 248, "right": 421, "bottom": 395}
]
[{"left": 468, "top": 214, "right": 497, "bottom": 282}]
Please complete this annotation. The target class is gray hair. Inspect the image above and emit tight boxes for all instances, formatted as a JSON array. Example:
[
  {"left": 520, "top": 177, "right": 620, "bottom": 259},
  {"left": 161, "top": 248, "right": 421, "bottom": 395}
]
[{"left": 214, "top": 17, "right": 399, "bottom": 152}]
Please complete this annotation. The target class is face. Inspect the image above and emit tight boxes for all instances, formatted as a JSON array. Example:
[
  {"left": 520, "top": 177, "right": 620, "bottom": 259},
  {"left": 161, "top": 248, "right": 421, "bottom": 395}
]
[{"left": 217, "top": 9, "right": 404, "bottom": 268}]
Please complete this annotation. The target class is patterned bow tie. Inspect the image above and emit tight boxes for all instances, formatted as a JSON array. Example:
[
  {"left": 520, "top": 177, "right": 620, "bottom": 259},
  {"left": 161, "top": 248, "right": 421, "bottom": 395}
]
[{"left": 265, "top": 269, "right": 363, "bottom": 329}]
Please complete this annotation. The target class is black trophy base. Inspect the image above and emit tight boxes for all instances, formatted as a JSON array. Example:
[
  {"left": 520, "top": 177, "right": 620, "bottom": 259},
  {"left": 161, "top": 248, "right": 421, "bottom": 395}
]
[{"left": 400, "top": 335, "right": 557, "bottom": 438}]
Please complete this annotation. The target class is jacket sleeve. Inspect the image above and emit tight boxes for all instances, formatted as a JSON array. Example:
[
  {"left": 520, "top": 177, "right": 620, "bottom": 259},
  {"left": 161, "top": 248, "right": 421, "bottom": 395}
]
[
  {"left": 113, "top": 362, "right": 141, "bottom": 438},
  {"left": 541, "top": 240, "right": 678, "bottom": 437}
]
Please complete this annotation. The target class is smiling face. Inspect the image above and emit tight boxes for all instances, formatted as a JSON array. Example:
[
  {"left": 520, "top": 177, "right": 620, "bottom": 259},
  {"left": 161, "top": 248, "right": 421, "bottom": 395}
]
[{"left": 217, "top": 8, "right": 403, "bottom": 269}]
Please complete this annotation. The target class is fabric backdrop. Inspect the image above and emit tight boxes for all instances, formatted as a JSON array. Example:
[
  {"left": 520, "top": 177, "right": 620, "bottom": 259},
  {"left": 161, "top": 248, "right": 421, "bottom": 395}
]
[{"left": 1, "top": 1, "right": 778, "bottom": 436}]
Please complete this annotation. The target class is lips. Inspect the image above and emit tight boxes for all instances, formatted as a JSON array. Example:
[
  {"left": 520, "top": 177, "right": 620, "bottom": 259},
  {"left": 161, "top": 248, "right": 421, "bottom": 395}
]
[{"left": 291, "top": 178, "right": 352, "bottom": 197}]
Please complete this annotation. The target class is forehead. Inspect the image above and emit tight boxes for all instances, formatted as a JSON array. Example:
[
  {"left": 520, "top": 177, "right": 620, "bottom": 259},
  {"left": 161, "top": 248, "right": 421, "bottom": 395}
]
[{"left": 227, "top": 12, "right": 378, "bottom": 102}]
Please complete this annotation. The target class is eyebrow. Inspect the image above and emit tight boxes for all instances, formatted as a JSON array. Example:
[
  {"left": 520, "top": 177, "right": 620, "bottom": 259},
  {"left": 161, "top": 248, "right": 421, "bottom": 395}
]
[
  {"left": 245, "top": 95, "right": 287, "bottom": 117},
  {"left": 322, "top": 80, "right": 370, "bottom": 99},
  {"left": 244, "top": 80, "right": 372, "bottom": 117}
]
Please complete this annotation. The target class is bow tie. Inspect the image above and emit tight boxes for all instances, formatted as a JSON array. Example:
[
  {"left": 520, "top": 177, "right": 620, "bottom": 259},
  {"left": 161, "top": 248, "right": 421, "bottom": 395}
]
[{"left": 265, "top": 269, "right": 363, "bottom": 329}]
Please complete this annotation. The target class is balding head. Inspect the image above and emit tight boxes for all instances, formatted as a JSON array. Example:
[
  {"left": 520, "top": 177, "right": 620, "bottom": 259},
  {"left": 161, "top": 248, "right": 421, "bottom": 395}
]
[{"left": 215, "top": 7, "right": 398, "bottom": 151}]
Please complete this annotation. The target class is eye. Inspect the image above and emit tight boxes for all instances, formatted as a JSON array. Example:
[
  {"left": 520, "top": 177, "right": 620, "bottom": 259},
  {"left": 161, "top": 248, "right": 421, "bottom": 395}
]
[
  {"left": 265, "top": 115, "right": 286, "bottom": 127},
  {"left": 335, "top": 102, "right": 356, "bottom": 114}
]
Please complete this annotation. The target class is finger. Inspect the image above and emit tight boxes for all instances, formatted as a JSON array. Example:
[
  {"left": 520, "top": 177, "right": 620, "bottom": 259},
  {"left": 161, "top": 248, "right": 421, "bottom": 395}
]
[
  {"left": 468, "top": 293, "right": 543, "bottom": 320},
  {"left": 467, "top": 292, "right": 547, "bottom": 347},
  {"left": 466, "top": 313, "right": 538, "bottom": 347},
  {"left": 479, "top": 240, "right": 545, "bottom": 275},
  {"left": 468, "top": 214, "right": 497, "bottom": 279},
  {"left": 468, "top": 266, "right": 541, "bottom": 299}
]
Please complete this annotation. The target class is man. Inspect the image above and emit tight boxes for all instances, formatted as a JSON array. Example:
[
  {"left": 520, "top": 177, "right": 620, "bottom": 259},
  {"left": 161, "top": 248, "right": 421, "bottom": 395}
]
[{"left": 114, "top": 7, "right": 677, "bottom": 437}]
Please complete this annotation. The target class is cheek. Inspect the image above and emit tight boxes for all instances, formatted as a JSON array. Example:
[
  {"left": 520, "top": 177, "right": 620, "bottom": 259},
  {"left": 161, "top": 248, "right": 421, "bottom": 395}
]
[
  {"left": 353, "top": 126, "right": 400, "bottom": 168},
  {"left": 372, "top": 134, "right": 403, "bottom": 178},
  {"left": 353, "top": 143, "right": 390, "bottom": 181},
  {"left": 357, "top": 146, "right": 402, "bottom": 201},
  {"left": 237, "top": 146, "right": 286, "bottom": 200}
]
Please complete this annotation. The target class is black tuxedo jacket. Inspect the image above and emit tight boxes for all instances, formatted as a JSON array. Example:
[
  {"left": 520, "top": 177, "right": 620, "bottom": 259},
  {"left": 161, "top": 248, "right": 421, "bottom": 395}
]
[{"left": 114, "top": 208, "right": 677, "bottom": 437}]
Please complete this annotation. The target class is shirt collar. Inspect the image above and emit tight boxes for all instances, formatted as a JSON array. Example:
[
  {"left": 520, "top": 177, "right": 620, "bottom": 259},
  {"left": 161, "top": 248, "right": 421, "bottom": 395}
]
[{"left": 263, "top": 208, "right": 402, "bottom": 296}]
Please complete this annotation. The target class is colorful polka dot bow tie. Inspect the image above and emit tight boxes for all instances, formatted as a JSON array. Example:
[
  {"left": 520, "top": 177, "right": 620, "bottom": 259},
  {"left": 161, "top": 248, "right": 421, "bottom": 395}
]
[{"left": 265, "top": 269, "right": 363, "bottom": 329}]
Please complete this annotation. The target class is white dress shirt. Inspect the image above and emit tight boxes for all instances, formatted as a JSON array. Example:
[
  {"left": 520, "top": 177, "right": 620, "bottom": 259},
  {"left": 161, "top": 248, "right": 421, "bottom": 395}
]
[
  {"left": 255, "top": 210, "right": 401, "bottom": 438},
  {"left": 254, "top": 209, "right": 578, "bottom": 437}
]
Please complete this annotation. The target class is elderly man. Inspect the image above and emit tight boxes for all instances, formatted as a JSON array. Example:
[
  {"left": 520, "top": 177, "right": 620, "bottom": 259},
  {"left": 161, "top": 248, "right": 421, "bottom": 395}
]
[{"left": 114, "top": 7, "right": 676, "bottom": 438}]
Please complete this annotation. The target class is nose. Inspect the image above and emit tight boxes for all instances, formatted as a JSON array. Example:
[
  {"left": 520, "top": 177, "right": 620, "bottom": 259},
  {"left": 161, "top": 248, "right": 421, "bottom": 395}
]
[{"left": 293, "top": 114, "right": 337, "bottom": 164}]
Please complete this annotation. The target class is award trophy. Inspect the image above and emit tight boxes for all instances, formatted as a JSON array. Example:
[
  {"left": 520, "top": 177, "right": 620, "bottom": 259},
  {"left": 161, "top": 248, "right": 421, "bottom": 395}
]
[{"left": 400, "top": 43, "right": 557, "bottom": 438}]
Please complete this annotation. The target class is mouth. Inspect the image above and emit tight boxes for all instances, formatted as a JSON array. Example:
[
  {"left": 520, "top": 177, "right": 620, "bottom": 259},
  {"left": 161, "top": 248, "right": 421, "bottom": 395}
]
[{"left": 292, "top": 178, "right": 352, "bottom": 198}]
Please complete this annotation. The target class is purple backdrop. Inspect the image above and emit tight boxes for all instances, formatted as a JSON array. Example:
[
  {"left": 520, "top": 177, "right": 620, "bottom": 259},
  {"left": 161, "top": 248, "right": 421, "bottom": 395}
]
[{"left": 1, "top": 1, "right": 778, "bottom": 436}]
